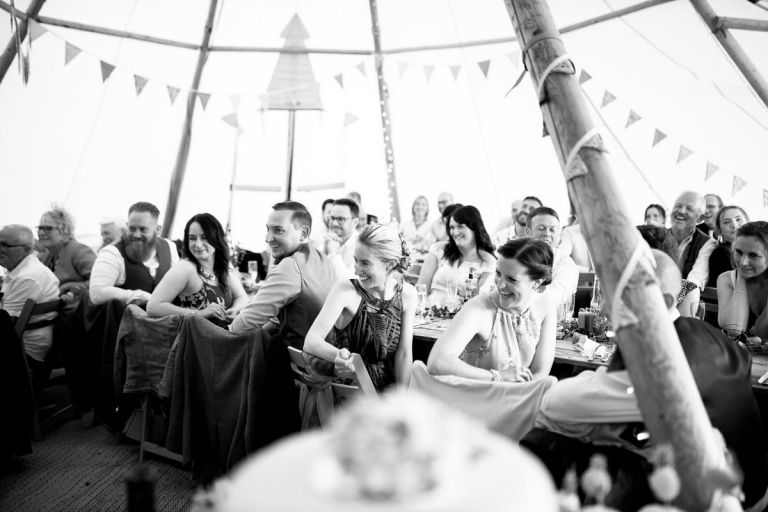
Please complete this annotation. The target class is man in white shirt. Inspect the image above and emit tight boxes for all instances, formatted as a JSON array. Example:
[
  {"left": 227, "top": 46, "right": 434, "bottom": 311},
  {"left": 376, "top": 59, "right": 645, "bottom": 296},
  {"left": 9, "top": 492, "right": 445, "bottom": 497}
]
[
  {"left": 0, "top": 224, "right": 60, "bottom": 387},
  {"left": 526, "top": 206, "right": 578, "bottom": 305},
  {"left": 669, "top": 191, "right": 717, "bottom": 290},
  {"left": 494, "top": 195, "right": 542, "bottom": 246},
  {"left": 89, "top": 202, "right": 179, "bottom": 306},
  {"left": 322, "top": 198, "right": 360, "bottom": 279}
]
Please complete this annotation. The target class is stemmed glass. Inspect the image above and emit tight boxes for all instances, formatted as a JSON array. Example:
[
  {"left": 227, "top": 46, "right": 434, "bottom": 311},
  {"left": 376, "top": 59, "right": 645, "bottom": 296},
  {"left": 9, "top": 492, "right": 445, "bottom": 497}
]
[{"left": 415, "top": 284, "right": 428, "bottom": 319}]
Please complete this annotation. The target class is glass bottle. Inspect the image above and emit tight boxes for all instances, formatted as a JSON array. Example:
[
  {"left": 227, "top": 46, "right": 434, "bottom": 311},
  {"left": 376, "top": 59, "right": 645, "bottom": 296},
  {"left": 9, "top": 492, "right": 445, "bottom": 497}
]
[{"left": 590, "top": 276, "right": 603, "bottom": 312}]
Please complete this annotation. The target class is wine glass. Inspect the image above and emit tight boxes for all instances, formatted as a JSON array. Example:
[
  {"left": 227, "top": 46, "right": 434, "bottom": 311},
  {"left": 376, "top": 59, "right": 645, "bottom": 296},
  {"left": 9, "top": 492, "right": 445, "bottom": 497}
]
[
  {"left": 415, "top": 284, "right": 428, "bottom": 318},
  {"left": 247, "top": 260, "right": 260, "bottom": 284}
]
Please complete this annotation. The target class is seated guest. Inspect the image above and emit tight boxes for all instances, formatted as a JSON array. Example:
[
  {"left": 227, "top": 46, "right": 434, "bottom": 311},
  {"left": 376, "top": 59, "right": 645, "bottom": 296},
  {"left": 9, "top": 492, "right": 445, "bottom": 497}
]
[
  {"left": 429, "top": 191, "right": 454, "bottom": 243},
  {"left": 717, "top": 221, "right": 768, "bottom": 342},
  {"left": 230, "top": 201, "right": 337, "bottom": 348},
  {"left": 494, "top": 198, "right": 522, "bottom": 233},
  {"left": 494, "top": 195, "right": 542, "bottom": 246},
  {"left": 322, "top": 198, "right": 360, "bottom": 279},
  {"left": 708, "top": 205, "right": 749, "bottom": 286},
  {"left": 526, "top": 206, "right": 578, "bottom": 305},
  {"left": 418, "top": 205, "right": 496, "bottom": 305},
  {"left": 528, "top": 249, "right": 768, "bottom": 510},
  {"left": 304, "top": 224, "right": 417, "bottom": 390},
  {"left": 99, "top": 216, "right": 126, "bottom": 249},
  {"left": 147, "top": 213, "right": 248, "bottom": 324},
  {"left": 89, "top": 201, "right": 179, "bottom": 307},
  {"left": 36, "top": 204, "right": 96, "bottom": 303},
  {"left": 312, "top": 198, "right": 334, "bottom": 244},
  {"left": 669, "top": 191, "right": 717, "bottom": 290},
  {"left": 0, "top": 225, "right": 59, "bottom": 393},
  {"left": 697, "top": 193, "right": 723, "bottom": 239},
  {"left": 399, "top": 195, "right": 435, "bottom": 253},
  {"left": 346, "top": 191, "right": 367, "bottom": 228},
  {"left": 643, "top": 203, "right": 666, "bottom": 228},
  {"left": 561, "top": 215, "right": 592, "bottom": 271},
  {"left": 427, "top": 238, "right": 556, "bottom": 382}
]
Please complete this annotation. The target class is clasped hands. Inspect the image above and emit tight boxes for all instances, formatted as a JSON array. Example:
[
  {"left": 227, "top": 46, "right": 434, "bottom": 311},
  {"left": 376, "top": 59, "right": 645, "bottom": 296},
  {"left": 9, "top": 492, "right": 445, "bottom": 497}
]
[
  {"left": 333, "top": 348, "right": 356, "bottom": 380},
  {"left": 498, "top": 362, "right": 533, "bottom": 383}
]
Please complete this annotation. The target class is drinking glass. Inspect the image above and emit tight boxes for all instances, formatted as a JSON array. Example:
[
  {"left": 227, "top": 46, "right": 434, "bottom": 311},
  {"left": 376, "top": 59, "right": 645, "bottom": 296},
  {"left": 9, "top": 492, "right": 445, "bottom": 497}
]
[
  {"left": 247, "top": 261, "right": 260, "bottom": 283},
  {"left": 415, "top": 284, "right": 428, "bottom": 317},
  {"left": 446, "top": 282, "right": 459, "bottom": 312}
]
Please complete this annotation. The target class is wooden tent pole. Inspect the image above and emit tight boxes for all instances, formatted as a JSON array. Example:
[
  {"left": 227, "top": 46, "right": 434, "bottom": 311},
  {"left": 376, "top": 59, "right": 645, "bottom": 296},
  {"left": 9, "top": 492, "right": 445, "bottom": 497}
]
[
  {"left": 690, "top": 0, "right": 768, "bottom": 110},
  {"left": 368, "top": 0, "right": 401, "bottom": 222},
  {"left": 161, "top": 0, "right": 219, "bottom": 238},
  {"left": 0, "top": 0, "right": 45, "bottom": 85},
  {"left": 284, "top": 110, "right": 296, "bottom": 201},
  {"left": 503, "top": 1, "right": 725, "bottom": 509}
]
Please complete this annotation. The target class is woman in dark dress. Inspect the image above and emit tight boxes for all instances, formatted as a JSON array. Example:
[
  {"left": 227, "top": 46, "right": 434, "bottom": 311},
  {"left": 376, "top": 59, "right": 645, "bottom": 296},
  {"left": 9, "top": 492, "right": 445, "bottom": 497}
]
[{"left": 708, "top": 205, "right": 749, "bottom": 286}]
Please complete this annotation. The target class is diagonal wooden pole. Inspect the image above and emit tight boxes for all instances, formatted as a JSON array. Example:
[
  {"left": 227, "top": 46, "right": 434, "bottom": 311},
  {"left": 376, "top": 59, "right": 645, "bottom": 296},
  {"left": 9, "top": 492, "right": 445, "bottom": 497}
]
[
  {"left": 503, "top": 0, "right": 725, "bottom": 508},
  {"left": 161, "top": 0, "right": 219, "bottom": 238},
  {"left": 0, "top": 0, "right": 46, "bottom": 85}
]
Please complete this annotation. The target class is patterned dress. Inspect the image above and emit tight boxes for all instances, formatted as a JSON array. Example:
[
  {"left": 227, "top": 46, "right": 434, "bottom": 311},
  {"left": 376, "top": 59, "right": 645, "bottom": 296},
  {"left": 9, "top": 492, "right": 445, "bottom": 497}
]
[
  {"left": 177, "top": 267, "right": 233, "bottom": 326},
  {"left": 331, "top": 279, "right": 404, "bottom": 390}
]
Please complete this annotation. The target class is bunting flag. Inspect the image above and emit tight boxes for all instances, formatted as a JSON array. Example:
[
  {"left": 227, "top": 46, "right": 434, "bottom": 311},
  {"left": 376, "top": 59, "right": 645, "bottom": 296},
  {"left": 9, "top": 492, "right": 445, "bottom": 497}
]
[
  {"left": 705, "top": 162, "right": 719, "bottom": 181},
  {"left": 197, "top": 92, "right": 211, "bottom": 110},
  {"left": 356, "top": 62, "right": 366, "bottom": 77},
  {"left": 334, "top": 73, "right": 344, "bottom": 89},
  {"left": 64, "top": 42, "right": 81, "bottom": 65},
  {"left": 764, "top": 190, "right": 768, "bottom": 209},
  {"left": 450, "top": 64, "right": 461, "bottom": 81},
  {"left": 478, "top": 60, "right": 491, "bottom": 78},
  {"left": 600, "top": 91, "right": 616, "bottom": 108},
  {"left": 652, "top": 129, "right": 667, "bottom": 147},
  {"left": 134, "top": 75, "right": 148, "bottom": 96},
  {"left": 167, "top": 85, "right": 180, "bottom": 105},
  {"left": 221, "top": 113, "right": 239, "bottom": 129},
  {"left": 578, "top": 70, "right": 592, "bottom": 84},
  {"left": 344, "top": 112, "right": 359, "bottom": 127},
  {"left": 29, "top": 20, "right": 47, "bottom": 43},
  {"left": 398, "top": 62, "right": 408, "bottom": 78},
  {"left": 676, "top": 145, "right": 693, "bottom": 164},
  {"left": 732, "top": 176, "right": 748, "bottom": 196},
  {"left": 100, "top": 61, "right": 115, "bottom": 82},
  {"left": 625, "top": 110, "right": 642, "bottom": 128},
  {"left": 424, "top": 65, "right": 435, "bottom": 82}
]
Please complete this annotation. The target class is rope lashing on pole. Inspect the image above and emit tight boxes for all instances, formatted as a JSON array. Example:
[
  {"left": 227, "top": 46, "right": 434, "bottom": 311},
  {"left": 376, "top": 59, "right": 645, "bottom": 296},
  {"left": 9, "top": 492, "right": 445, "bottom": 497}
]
[{"left": 611, "top": 237, "right": 657, "bottom": 330}]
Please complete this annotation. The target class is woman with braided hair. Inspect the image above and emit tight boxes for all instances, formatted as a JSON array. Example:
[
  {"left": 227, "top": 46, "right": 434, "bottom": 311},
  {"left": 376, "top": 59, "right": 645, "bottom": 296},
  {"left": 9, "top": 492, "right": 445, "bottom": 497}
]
[{"left": 304, "top": 224, "right": 417, "bottom": 390}]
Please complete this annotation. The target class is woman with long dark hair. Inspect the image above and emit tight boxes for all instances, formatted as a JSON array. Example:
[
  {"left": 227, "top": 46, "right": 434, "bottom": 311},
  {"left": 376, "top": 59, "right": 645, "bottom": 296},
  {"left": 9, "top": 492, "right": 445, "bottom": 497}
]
[
  {"left": 148, "top": 213, "right": 247, "bottom": 324},
  {"left": 417, "top": 205, "right": 496, "bottom": 305},
  {"left": 708, "top": 205, "right": 749, "bottom": 285}
]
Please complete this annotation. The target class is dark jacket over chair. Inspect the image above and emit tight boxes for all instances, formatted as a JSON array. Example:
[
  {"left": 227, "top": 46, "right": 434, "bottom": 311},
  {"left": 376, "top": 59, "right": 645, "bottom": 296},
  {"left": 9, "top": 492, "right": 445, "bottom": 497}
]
[
  {"left": 0, "top": 310, "right": 34, "bottom": 457},
  {"left": 162, "top": 316, "right": 300, "bottom": 481}
]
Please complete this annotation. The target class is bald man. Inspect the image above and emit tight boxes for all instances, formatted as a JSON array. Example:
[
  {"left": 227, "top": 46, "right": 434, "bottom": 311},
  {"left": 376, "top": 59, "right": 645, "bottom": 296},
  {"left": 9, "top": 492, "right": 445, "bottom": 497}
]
[
  {"left": 669, "top": 191, "right": 717, "bottom": 290},
  {"left": 429, "top": 191, "right": 454, "bottom": 242}
]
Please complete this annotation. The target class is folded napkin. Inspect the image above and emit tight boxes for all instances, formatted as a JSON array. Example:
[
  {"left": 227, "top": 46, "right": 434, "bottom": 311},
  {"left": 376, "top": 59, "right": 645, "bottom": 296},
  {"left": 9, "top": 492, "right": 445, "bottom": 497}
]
[{"left": 572, "top": 333, "right": 608, "bottom": 360}]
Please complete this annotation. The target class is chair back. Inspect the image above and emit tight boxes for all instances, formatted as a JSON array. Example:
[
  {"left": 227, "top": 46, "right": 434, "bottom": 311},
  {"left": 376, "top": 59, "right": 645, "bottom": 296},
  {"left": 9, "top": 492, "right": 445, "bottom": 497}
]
[
  {"left": 700, "top": 287, "right": 719, "bottom": 327},
  {"left": 15, "top": 298, "right": 60, "bottom": 339}
]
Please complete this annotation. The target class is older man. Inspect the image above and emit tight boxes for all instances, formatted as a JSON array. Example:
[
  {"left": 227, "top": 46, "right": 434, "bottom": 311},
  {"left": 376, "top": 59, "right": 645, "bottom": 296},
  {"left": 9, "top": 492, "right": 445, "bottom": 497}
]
[
  {"left": 0, "top": 225, "right": 59, "bottom": 379},
  {"left": 98, "top": 216, "right": 126, "bottom": 249},
  {"left": 323, "top": 198, "right": 360, "bottom": 279},
  {"left": 429, "top": 192, "right": 454, "bottom": 242},
  {"left": 495, "top": 199, "right": 523, "bottom": 233},
  {"left": 230, "top": 201, "right": 336, "bottom": 348},
  {"left": 696, "top": 193, "right": 723, "bottom": 239},
  {"left": 89, "top": 202, "right": 179, "bottom": 306},
  {"left": 669, "top": 191, "right": 717, "bottom": 290},
  {"left": 526, "top": 206, "right": 578, "bottom": 305},
  {"left": 495, "top": 195, "right": 542, "bottom": 246}
]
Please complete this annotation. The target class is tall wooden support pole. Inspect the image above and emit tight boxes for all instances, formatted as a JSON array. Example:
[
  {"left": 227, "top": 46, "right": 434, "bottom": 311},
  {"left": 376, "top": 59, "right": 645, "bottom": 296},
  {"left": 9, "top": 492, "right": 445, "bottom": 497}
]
[
  {"left": 0, "top": 0, "right": 46, "bottom": 85},
  {"left": 284, "top": 110, "right": 296, "bottom": 201},
  {"left": 503, "top": 1, "right": 725, "bottom": 508},
  {"left": 161, "top": 0, "right": 219, "bottom": 238},
  {"left": 690, "top": 0, "right": 768, "bottom": 111},
  {"left": 368, "top": 0, "right": 401, "bottom": 222}
]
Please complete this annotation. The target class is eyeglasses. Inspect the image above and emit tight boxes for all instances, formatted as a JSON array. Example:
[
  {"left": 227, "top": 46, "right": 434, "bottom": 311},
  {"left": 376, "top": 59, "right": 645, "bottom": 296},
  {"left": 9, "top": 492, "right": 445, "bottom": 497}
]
[
  {"left": 36, "top": 225, "right": 57, "bottom": 232},
  {"left": 0, "top": 242, "right": 27, "bottom": 249},
  {"left": 329, "top": 216, "right": 353, "bottom": 223}
]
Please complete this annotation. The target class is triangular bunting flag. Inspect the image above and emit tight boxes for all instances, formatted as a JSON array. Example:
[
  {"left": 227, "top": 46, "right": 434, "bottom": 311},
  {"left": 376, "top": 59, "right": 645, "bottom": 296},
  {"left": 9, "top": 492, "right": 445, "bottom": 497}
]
[
  {"left": 398, "top": 62, "right": 408, "bottom": 78},
  {"left": 167, "top": 85, "right": 180, "bottom": 104},
  {"left": 229, "top": 94, "right": 241, "bottom": 110},
  {"left": 652, "top": 129, "right": 667, "bottom": 147},
  {"left": 676, "top": 146, "right": 693, "bottom": 164},
  {"left": 64, "top": 42, "right": 81, "bottom": 65},
  {"left": 450, "top": 65, "right": 461, "bottom": 81},
  {"left": 763, "top": 190, "right": 768, "bottom": 209},
  {"left": 100, "top": 61, "right": 115, "bottom": 82},
  {"left": 705, "top": 162, "right": 719, "bottom": 181},
  {"left": 625, "top": 110, "right": 642, "bottom": 128},
  {"left": 424, "top": 65, "right": 435, "bottom": 82},
  {"left": 732, "top": 176, "right": 748, "bottom": 196},
  {"left": 356, "top": 62, "right": 366, "bottom": 77},
  {"left": 198, "top": 92, "right": 211, "bottom": 110},
  {"left": 29, "top": 20, "right": 47, "bottom": 43},
  {"left": 344, "top": 113, "right": 359, "bottom": 127},
  {"left": 478, "top": 60, "right": 491, "bottom": 78},
  {"left": 334, "top": 73, "right": 344, "bottom": 89},
  {"left": 134, "top": 75, "right": 148, "bottom": 96},
  {"left": 600, "top": 91, "right": 616, "bottom": 108},
  {"left": 579, "top": 70, "right": 592, "bottom": 84},
  {"left": 221, "top": 113, "right": 239, "bottom": 129}
]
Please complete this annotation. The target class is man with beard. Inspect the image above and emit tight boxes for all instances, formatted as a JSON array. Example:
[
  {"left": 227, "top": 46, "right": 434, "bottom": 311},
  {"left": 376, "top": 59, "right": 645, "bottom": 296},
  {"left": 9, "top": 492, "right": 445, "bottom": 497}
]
[
  {"left": 669, "top": 191, "right": 717, "bottom": 291},
  {"left": 323, "top": 198, "right": 360, "bottom": 279},
  {"left": 89, "top": 202, "right": 179, "bottom": 306},
  {"left": 494, "top": 195, "right": 542, "bottom": 246},
  {"left": 696, "top": 193, "right": 723, "bottom": 239},
  {"left": 526, "top": 206, "right": 578, "bottom": 305}
]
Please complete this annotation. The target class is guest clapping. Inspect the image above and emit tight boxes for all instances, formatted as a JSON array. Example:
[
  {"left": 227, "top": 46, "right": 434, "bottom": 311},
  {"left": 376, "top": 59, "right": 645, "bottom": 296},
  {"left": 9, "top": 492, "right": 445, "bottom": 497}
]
[{"left": 147, "top": 213, "right": 247, "bottom": 324}]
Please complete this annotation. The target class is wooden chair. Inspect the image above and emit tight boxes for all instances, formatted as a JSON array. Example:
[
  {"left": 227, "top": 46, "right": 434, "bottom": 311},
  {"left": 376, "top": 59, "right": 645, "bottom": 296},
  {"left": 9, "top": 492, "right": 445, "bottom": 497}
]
[
  {"left": 14, "top": 297, "right": 73, "bottom": 440},
  {"left": 700, "top": 286, "right": 719, "bottom": 328}
]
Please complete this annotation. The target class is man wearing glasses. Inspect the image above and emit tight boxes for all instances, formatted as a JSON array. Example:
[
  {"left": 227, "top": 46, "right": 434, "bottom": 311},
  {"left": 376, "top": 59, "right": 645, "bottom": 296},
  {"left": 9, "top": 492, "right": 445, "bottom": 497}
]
[
  {"left": 323, "top": 198, "right": 360, "bottom": 279},
  {"left": 0, "top": 224, "right": 60, "bottom": 392}
]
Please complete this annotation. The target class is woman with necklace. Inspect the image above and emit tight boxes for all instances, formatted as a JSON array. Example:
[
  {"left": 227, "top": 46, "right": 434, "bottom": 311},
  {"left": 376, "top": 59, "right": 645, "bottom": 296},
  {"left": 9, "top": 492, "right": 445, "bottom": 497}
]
[
  {"left": 427, "top": 238, "right": 556, "bottom": 382},
  {"left": 304, "top": 224, "right": 417, "bottom": 390},
  {"left": 717, "top": 221, "right": 768, "bottom": 342},
  {"left": 148, "top": 213, "right": 247, "bottom": 325},
  {"left": 399, "top": 195, "right": 435, "bottom": 253}
]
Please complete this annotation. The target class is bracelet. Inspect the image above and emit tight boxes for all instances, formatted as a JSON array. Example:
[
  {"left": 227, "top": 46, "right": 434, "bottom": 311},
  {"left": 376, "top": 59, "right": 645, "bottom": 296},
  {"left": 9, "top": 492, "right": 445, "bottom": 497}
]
[{"left": 489, "top": 369, "right": 501, "bottom": 382}]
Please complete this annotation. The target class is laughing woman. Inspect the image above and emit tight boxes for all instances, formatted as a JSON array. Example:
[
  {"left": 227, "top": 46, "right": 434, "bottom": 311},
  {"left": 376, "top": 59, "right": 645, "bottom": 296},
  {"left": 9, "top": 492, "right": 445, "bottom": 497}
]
[
  {"left": 147, "top": 213, "right": 247, "bottom": 325},
  {"left": 303, "top": 224, "right": 417, "bottom": 390},
  {"left": 427, "top": 238, "right": 557, "bottom": 382}
]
